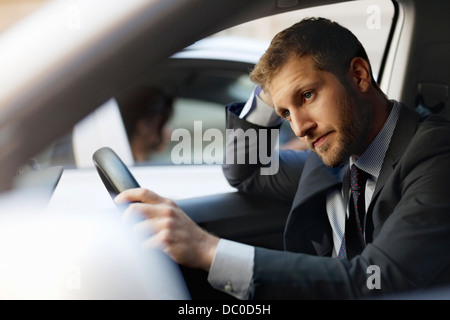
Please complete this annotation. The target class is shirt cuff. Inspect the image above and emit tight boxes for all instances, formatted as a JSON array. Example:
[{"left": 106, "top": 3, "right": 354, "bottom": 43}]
[
  {"left": 239, "top": 86, "right": 283, "bottom": 127},
  {"left": 207, "top": 239, "right": 254, "bottom": 300}
]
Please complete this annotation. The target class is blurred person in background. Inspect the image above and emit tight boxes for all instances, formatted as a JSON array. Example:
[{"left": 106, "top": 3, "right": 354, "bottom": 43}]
[{"left": 119, "top": 88, "right": 173, "bottom": 163}]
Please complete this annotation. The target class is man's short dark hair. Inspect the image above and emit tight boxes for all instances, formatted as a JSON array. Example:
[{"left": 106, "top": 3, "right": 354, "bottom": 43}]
[{"left": 250, "top": 17, "right": 376, "bottom": 90}]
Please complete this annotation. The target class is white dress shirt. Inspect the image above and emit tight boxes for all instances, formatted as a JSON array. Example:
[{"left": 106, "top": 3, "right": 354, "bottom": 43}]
[{"left": 207, "top": 87, "right": 400, "bottom": 299}]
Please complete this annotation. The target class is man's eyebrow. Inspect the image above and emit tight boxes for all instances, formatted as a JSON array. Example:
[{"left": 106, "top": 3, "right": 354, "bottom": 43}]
[
  {"left": 273, "top": 105, "right": 283, "bottom": 115},
  {"left": 274, "top": 80, "right": 321, "bottom": 110},
  {"left": 295, "top": 80, "right": 321, "bottom": 93}
]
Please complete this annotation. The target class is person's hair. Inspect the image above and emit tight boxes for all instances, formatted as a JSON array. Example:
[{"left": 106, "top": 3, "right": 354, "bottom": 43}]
[
  {"left": 119, "top": 87, "right": 173, "bottom": 140},
  {"left": 250, "top": 17, "right": 377, "bottom": 90}
]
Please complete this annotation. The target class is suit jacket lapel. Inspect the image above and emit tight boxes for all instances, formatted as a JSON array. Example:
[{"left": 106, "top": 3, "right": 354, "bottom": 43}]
[
  {"left": 364, "top": 104, "right": 422, "bottom": 242},
  {"left": 292, "top": 152, "right": 346, "bottom": 208},
  {"left": 371, "top": 104, "right": 421, "bottom": 203},
  {"left": 284, "top": 152, "right": 346, "bottom": 255}
]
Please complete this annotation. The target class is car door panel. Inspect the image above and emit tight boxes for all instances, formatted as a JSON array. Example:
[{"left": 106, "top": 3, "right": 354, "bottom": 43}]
[{"left": 177, "top": 192, "right": 291, "bottom": 250}]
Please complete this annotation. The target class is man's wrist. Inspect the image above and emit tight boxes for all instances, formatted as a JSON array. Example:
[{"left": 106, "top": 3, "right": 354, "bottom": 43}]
[{"left": 202, "top": 234, "right": 220, "bottom": 272}]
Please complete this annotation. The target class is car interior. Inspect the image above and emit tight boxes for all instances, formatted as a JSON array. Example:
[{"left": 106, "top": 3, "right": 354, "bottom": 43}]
[{"left": 1, "top": 0, "right": 450, "bottom": 299}]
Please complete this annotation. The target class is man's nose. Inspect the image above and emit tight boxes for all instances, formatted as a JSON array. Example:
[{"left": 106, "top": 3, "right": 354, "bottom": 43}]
[{"left": 290, "top": 109, "right": 316, "bottom": 138}]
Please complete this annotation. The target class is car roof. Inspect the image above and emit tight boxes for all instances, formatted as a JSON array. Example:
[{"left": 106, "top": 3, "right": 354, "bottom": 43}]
[{"left": 172, "top": 36, "right": 269, "bottom": 64}]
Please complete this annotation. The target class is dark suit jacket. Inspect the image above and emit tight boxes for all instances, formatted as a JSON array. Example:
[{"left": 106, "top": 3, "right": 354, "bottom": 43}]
[{"left": 223, "top": 102, "right": 450, "bottom": 299}]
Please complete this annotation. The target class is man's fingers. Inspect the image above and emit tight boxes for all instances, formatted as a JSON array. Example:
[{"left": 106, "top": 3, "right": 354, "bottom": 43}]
[
  {"left": 131, "top": 218, "right": 173, "bottom": 257},
  {"left": 141, "top": 233, "right": 171, "bottom": 257},
  {"left": 122, "top": 202, "right": 154, "bottom": 224},
  {"left": 116, "top": 188, "right": 217, "bottom": 270},
  {"left": 131, "top": 218, "right": 157, "bottom": 237},
  {"left": 115, "top": 188, "right": 175, "bottom": 206}
]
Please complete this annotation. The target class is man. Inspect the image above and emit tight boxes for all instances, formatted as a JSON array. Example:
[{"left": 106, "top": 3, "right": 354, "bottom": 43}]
[{"left": 115, "top": 18, "right": 450, "bottom": 299}]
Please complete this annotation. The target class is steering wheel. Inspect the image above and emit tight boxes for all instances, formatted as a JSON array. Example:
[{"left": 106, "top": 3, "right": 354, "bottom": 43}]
[{"left": 92, "top": 147, "right": 140, "bottom": 205}]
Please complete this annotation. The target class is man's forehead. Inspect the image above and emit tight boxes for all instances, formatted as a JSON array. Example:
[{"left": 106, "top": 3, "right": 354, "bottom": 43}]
[{"left": 268, "top": 56, "right": 320, "bottom": 100}]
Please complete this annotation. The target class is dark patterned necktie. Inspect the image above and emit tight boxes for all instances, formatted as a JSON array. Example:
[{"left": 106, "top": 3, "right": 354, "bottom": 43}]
[{"left": 338, "top": 164, "right": 369, "bottom": 260}]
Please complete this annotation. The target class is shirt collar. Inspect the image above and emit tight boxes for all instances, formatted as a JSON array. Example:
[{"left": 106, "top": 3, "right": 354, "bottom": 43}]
[{"left": 350, "top": 100, "right": 401, "bottom": 179}]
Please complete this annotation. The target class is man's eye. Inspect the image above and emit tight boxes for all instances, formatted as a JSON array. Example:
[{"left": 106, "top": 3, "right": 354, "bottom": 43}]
[
  {"left": 304, "top": 91, "right": 313, "bottom": 100},
  {"left": 283, "top": 110, "right": 290, "bottom": 118}
]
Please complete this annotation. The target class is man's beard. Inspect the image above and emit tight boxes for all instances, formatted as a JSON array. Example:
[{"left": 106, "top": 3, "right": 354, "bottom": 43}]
[{"left": 313, "top": 90, "right": 373, "bottom": 167}]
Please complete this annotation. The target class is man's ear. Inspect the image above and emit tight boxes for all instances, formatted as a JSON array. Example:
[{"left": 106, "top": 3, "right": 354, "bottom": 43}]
[{"left": 348, "top": 57, "right": 372, "bottom": 93}]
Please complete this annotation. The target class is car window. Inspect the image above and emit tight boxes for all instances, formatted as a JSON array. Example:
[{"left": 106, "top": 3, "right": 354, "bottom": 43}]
[
  {"left": 147, "top": 98, "right": 228, "bottom": 165},
  {"left": 35, "top": 0, "right": 395, "bottom": 169},
  {"left": 214, "top": 0, "right": 394, "bottom": 81}
]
